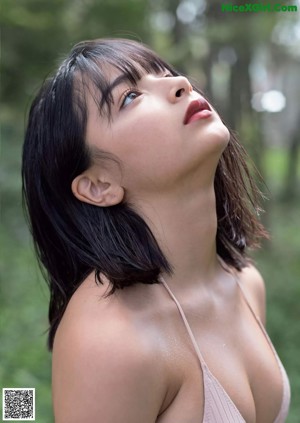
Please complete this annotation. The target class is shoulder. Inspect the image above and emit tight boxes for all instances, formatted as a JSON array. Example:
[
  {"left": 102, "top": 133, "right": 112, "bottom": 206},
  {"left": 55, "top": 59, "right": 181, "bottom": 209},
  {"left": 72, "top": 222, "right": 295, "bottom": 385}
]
[
  {"left": 52, "top": 276, "right": 166, "bottom": 422},
  {"left": 237, "top": 262, "right": 266, "bottom": 325}
]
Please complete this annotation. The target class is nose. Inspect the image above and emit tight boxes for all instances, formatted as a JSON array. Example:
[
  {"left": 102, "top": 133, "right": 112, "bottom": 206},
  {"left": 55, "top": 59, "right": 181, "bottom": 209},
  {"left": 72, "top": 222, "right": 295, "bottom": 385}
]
[{"left": 167, "top": 75, "right": 193, "bottom": 103}]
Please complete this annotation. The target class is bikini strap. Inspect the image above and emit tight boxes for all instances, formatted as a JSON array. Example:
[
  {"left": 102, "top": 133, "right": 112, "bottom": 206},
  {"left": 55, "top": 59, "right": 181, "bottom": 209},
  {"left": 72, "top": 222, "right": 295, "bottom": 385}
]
[
  {"left": 217, "top": 255, "right": 261, "bottom": 320},
  {"left": 216, "top": 255, "right": 280, "bottom": 358},
  {"left": 217, "top": 255, "right": 291, "bottom": 419},
  {"left": 159, "top": 276, "right": 207, "bottom": 368}
]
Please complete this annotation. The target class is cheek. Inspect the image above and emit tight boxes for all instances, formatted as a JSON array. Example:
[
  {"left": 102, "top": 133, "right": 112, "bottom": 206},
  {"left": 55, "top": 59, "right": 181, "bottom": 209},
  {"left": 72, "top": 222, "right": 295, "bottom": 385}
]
[
  {"left": 110, "top": 124, "right": 182, "bottom": 191},
  {"left": 111, "top": 115, "right": 175, "bottom": 163}
]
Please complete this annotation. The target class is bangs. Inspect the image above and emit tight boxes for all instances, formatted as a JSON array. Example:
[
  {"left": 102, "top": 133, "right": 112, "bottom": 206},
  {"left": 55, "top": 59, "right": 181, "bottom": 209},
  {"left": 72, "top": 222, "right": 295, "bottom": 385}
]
[{"left": 69, "top": 39, "right": 179, "bottom": 119}]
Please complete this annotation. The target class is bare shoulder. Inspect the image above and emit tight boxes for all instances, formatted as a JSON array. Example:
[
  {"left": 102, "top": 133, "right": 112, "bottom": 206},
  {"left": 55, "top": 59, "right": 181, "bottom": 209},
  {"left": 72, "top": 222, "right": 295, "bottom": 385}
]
[
  {"left": 237, "top": 262, "right": 266, "bottom": 325},
  {"left": 52, "top": 276, "right": 166, "bottom": 423}
]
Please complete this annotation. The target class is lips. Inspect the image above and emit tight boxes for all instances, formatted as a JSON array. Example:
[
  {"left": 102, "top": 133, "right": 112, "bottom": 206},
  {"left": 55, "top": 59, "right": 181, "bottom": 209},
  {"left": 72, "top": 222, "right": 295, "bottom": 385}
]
[{"left": 184, "top": 99, "right": 212, "bottom": 125}]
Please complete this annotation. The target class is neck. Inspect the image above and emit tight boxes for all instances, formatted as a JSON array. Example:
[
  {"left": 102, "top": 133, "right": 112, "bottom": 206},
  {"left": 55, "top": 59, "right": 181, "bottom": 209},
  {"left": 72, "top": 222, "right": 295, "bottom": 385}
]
[{"left": 134, "top": 182, "right": 219, "bottom": 291}]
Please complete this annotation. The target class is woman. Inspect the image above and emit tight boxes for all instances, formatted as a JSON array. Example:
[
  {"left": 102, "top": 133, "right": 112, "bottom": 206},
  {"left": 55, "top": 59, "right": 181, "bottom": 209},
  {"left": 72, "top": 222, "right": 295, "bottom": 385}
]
[{"left": 22, "top": 38, "right": 290, "bottom": 422}]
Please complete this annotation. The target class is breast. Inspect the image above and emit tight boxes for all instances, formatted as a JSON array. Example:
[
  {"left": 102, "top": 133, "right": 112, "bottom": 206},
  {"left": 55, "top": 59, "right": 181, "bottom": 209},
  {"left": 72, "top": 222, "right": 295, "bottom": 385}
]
[{"left": 155, "top": 279, "right": 285, "bottom": 423}]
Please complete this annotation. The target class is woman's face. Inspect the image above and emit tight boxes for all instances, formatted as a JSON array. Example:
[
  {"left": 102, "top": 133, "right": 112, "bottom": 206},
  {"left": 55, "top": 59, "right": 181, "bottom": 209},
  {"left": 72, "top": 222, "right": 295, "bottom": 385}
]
[{"left": 85, "top": 65, "right": 230, "bottom": 200}]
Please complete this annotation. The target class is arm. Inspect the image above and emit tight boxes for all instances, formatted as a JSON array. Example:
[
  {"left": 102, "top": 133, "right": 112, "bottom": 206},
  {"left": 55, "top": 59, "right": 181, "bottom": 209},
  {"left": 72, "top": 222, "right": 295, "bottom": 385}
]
[{"left": 52, "top": 316, "right": 166, "bottom": 423}]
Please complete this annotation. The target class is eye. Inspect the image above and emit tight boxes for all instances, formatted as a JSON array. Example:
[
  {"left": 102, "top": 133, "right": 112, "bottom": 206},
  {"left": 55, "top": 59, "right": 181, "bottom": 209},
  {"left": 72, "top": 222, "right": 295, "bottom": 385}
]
[{"left": 120, "top": 89, "right": 141, "bottom": 108}]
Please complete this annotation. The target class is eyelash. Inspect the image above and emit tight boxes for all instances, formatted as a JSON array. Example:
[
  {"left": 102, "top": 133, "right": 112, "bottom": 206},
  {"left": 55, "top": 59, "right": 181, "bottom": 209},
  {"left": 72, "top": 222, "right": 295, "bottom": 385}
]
[
  {"left": 120, "top": 88, "right": 142, "bottom": 109},
  {"left": 119, "top": 73, "right": 174, "bottom": 109}
]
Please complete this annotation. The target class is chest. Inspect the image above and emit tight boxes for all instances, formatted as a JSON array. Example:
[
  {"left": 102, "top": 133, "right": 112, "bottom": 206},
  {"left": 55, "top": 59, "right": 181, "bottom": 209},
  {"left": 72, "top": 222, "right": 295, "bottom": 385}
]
[{"left": 155, "top": 292, "right": 283, "bottom": 423}]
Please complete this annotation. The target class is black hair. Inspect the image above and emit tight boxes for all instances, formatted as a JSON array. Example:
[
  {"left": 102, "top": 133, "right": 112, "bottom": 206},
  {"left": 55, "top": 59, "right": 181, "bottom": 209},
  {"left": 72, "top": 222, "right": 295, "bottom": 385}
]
[{"left": 22, "top": 38, "right": 268, "bottom": 351}]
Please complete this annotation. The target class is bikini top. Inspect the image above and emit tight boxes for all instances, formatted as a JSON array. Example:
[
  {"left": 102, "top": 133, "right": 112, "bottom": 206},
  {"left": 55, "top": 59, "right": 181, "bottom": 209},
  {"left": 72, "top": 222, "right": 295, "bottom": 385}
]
[{"left": 160, "top": 262, "right": 291, "bottom": 423}]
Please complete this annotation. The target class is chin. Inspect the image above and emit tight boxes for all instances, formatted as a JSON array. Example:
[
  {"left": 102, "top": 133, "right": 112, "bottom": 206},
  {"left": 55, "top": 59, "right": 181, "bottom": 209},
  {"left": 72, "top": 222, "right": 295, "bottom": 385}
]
[
  {"left": 219, "top": 124, "right": 231, "bottom": 147},
  {"left": 205, "top": 122, "right": 231, "bottom": 151}
]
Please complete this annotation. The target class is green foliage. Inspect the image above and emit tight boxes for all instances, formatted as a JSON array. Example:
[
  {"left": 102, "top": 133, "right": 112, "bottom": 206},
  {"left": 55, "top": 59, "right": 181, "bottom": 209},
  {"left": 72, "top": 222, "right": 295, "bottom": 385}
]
[
  {"left": 1, "top": 0, "right": 299, "bottom": 421},
  {"left": 253, "top": 202, "right": 300, "bottom": 422},
  {"left": 254, "top": 147, "right": 300, "bottom": 422},
  {"left": 1, "top": 0, "right": 150, "bottom": 111}
]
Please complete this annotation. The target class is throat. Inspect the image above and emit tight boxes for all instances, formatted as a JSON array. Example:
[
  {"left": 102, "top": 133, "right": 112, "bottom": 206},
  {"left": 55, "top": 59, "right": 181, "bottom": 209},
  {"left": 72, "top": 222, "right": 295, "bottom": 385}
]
[{"left": 138, "top": 185, "right": 219, "bottom": 288}]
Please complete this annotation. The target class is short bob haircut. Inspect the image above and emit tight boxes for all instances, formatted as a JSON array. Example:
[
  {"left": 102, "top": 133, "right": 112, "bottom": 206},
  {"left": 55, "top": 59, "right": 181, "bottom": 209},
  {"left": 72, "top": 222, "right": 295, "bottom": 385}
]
[{"left": 22, "top": 38, "right": 268, "bottom": 351}]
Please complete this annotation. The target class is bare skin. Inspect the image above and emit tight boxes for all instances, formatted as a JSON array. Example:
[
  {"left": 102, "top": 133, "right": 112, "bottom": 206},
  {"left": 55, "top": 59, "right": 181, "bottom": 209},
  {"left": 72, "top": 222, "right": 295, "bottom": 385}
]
[
  {"left": 53, "top": 70, "right": 283, "bottom": 422},
  {"left": 52, "top": 264, "right": 283, "bottom": 423}
]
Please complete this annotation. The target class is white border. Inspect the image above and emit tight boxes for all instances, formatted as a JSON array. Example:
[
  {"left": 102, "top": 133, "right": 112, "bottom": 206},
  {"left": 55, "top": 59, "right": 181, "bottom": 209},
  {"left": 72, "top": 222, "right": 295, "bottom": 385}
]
[{"left": 2, "top": 388, "right": 35, "bottom": 421}]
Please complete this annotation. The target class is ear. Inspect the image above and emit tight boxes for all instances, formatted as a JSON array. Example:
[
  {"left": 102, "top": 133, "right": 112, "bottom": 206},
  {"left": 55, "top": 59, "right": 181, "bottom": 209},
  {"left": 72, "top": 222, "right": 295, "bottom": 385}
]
[{"left": 71, "top": 174, "right": 124, "bottom": 207}]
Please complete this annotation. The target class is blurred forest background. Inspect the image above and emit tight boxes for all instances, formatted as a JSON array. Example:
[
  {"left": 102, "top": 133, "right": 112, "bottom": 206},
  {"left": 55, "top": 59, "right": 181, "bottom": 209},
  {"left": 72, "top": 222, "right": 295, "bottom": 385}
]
[{"left": 1, "top": 0, "right": 299, "bottom": 421}]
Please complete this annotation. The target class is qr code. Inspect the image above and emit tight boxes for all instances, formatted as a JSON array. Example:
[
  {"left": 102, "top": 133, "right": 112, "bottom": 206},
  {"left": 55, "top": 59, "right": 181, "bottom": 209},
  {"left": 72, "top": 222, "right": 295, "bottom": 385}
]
[{"left": 2, "top": 388, "right": 35, "bottom": 421}]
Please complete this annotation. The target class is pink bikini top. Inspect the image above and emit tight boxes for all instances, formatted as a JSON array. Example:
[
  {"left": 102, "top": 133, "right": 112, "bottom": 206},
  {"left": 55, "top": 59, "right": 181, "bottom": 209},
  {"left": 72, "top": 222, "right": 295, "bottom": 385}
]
[{"left": 160, "top": 263, "right": 291, "bottom": 423}]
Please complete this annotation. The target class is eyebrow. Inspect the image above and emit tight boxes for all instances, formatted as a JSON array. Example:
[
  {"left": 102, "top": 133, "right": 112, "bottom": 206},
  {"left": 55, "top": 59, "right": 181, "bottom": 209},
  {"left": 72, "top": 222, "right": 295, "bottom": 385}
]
[
  {"left": 108, "top": 74, "right": 136, "bottom": 93},
  {"left": 100, "top": 74, "right": 137, "bottom": 112},
  {"left": 105, "top": 68, "right": 165, "bottom": 97}
]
